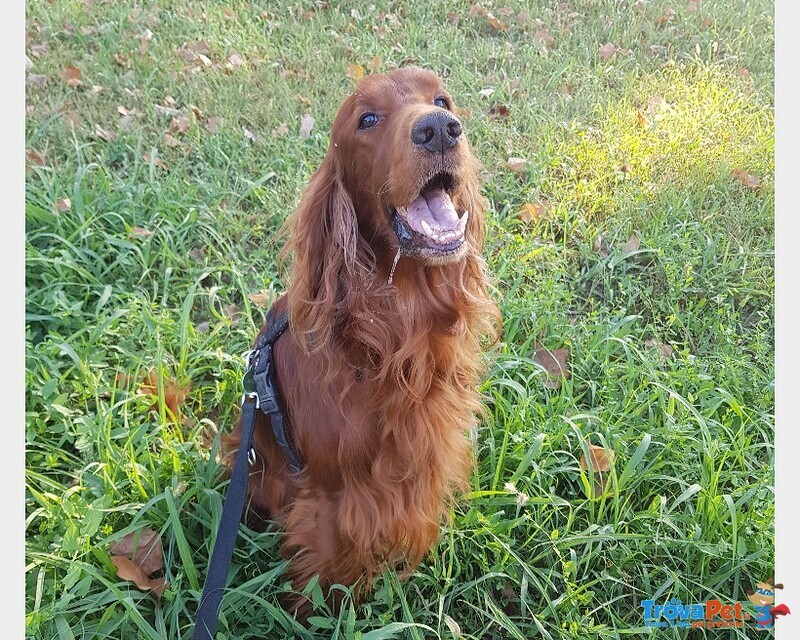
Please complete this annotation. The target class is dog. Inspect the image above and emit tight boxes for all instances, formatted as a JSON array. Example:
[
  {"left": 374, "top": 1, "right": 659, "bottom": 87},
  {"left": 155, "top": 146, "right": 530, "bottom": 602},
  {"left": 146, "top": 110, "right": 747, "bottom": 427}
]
[{"left": 223, "top": 65, "right": 501, "bottom": 617}]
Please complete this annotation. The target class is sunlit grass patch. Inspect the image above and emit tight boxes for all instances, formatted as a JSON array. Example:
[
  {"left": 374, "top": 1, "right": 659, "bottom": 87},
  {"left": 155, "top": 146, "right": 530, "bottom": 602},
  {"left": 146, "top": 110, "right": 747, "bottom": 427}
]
[{"left": 540, "top": 65, "right": 773, "bottom": 221}]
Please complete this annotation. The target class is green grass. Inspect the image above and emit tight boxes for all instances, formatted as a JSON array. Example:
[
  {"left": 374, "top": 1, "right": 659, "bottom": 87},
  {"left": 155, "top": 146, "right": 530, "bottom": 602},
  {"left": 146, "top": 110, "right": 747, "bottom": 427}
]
[{"left": 25, "top": 0, "right": 774, "bottom": 638}]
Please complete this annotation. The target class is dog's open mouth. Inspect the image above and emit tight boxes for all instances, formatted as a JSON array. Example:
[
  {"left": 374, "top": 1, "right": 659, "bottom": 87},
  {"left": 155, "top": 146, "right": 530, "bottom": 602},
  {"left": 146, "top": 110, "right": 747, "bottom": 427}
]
[{"left": 389, "top": 172, "right": 468, "bottom": 258}]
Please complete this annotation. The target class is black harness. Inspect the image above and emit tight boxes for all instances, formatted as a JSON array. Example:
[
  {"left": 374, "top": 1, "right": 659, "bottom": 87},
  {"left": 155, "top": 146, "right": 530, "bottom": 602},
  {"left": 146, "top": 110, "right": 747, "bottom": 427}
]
[
  {"left": 243, "top": 307, "right": 304, "bottom": 474},
  {"left": 192, "top": 307, "right": 303, "bottom": 640}
]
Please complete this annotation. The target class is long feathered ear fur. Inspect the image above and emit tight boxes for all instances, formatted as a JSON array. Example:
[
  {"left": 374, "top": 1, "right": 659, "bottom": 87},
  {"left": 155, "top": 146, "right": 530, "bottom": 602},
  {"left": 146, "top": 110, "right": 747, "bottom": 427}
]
[{"left": 281, "top": 153, "right": 359, "bottom": 355}]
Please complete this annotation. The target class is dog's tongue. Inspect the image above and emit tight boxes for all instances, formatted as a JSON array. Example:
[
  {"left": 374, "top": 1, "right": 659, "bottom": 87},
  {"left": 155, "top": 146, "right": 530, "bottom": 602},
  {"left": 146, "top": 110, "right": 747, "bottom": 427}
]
[{"left": 405, "top": 187, "right": 461, "bottom": 233}]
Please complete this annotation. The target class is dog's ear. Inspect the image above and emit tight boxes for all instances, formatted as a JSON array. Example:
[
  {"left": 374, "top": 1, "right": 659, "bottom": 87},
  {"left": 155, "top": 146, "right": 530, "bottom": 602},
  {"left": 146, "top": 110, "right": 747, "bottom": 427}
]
[{"left": 283, "top": 153, "right": 359, "bottom": 354}]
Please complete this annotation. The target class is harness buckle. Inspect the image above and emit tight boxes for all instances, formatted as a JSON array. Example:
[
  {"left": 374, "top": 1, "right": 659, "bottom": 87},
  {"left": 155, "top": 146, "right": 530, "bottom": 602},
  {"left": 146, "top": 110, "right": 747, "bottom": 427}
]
[{"left": 241, "top": 391, "right": 259, "bottom": 409}]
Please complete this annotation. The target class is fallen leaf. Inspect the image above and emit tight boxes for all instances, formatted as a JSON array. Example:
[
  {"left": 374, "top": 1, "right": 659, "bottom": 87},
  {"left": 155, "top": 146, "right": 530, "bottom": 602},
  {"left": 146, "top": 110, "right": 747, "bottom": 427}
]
[
  {"left": 138, "top": 369, "right": 191, "bottom": 419},
  {"left": 271, "top": 122, "right": 289, "bottom": 137},
  {"left": 687, "top": 0, "right": 699, "bottom": 10},
  {"left": 519, "top": 200, "right": 550, "bottom": 223},
  {"left": 169, "top": 117, "right": 190, "bottom": 134},
  {"left": 478, "top": 87, "right": 495, "bottom": 98},
  {"left": 112, "top": 52, "right": 127, "bottom": 67},
  {"left": 130, "top": 226, "right": 152, "bottom": 238},
  {"left": 533, "top": 343, "right": 570, "bottom": 389},
  {"left": 143, "top": 153, "right": 167, "bottom": 170},
  {"left": 226, "top": 52, "right": 245, "bottom": 70},
  {"left": 30, "top": 43, "right": 49, "bottom": 58},
  {"left": 163, "top": 132, "right": 179, "bottom": 148},
  {"left": 139, "top": 28, "right": 153, "bottom": 56},
  {"left": 618, "top": 232, "right": 640, "bottom": 254},
  {"left": 26, "top": 149, "right": 46, "bottom": 166},
  {"left": 468, "top": 4, "right": 488, "bottom": 18},
  {"left": 636, "top": 111, "right": 649, "bottom": 127},
  {"left": 299, "top": 113, "right": 315, "bottom": 139},
  {"left": 248, "top": 289, "right": 275, "bottom": 308},
  {"left": 644, "top": 337, "right": 675, "bottom": 361},
  {"left": 736, "top": 67, "right": 750, "bottom": 78},
  {"left": 62, "top": 65, "right": 81, "bottom": 87},
  {"left": 504, "top": 157, "right": 527, "bottom": 173},
  {"left": 62, "top": 111, "right": 81, "bottom": 128},
  {"left": 28, "top": 74, "right": 47, "bottom": 88},
  {"left": 732, "top": 169, "right": 761, "bottom": 190},
  {"left": 346, "top": 62, "right": 365, "bottom": 80},
  {"left": 205, "top": 116, "right": 221, "bottom": 133},
  {"left": 489, "top": 103, "right": 510, "bottom": 118},
  {"left": 57, "top": 198, "right": 71, "bottom": 212},
  {"left": 633, "top": 0, "right": 646, "bottom": 13},
  {"left": 243, "top": 127, "right": 262, "bottom": 144},
  {"left": 112, "top": 556, "right": 157, "bottom": 591},
  {"left": 367, "top": 55, "right": 382, "bottom": 71},
  {"left": 487, "top": 13, "right": 507, "bottom": 31},
  {"left": 646, "top": 95, "right": 667, "bottom": 115},
  {"left": 533, "top": 27, "right": 556, "bottom": 50},
  {"left": 110, "top": 527, "right": 164, "bottom": 578},
  {"left": 94, "top": 124, "right": 116, "bottom": 142},
  {"left": 593, "top": 234, "right": 611, "bottom": 258},
  {"left": 599, "top": 42, "right": 616, "bottom": 61},
  {"left": 579, "top": 441, "right": 616, "bottom": 473}
]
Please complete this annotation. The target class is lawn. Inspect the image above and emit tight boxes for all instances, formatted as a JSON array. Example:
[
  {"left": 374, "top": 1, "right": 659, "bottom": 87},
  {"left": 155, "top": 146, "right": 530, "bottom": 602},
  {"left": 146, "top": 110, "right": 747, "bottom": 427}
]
[{"left": 25, "top": 1, "right": 774, "bottom": 638}]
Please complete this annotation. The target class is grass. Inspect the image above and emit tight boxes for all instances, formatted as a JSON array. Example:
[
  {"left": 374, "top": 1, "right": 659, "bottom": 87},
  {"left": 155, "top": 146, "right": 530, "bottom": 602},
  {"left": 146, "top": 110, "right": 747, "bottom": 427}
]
[{"left": 25, "top": 0, "right": 774, "bottom": 638}]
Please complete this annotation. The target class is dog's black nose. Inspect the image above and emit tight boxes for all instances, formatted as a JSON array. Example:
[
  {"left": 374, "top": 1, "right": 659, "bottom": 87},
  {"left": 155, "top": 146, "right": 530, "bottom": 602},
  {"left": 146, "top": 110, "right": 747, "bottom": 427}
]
[{"left": 411, "top": 111, "right": 462, "bottom": 153}]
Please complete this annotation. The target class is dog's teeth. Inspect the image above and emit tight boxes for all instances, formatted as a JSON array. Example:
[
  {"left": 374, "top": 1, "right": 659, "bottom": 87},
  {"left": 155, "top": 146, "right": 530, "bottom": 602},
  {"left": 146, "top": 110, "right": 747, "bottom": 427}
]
[{"left": 421, "top": 220, "right": 434, "bottom": 237}]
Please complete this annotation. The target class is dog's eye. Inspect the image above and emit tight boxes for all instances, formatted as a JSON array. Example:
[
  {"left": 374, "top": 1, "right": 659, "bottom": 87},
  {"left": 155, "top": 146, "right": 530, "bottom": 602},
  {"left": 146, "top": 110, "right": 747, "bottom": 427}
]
[
  {"left": 358, "top": 113, "right": 379, "bottom": 130},
  {"left": 434, "top": 97, "right": 450, "bottom": 110}
]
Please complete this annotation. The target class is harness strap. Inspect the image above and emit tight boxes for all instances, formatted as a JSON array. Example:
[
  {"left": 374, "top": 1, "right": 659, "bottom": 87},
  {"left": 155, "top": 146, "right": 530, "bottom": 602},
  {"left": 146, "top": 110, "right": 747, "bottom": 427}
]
[
  {"left": 192, "top": 306, "right": 303, "bottom": 639},
  {"left": 250, "top": 308, "right": 304, "bottom": 474},
  {"left": 192, "top": 396, "right": 258, "bottom": 640}
]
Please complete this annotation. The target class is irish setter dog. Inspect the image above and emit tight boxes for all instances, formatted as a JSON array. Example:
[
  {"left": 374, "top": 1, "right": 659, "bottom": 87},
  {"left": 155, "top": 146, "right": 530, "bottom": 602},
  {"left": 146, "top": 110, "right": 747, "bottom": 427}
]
[{"left": 223, "top": 66, "right": 501, "bottom": 617}]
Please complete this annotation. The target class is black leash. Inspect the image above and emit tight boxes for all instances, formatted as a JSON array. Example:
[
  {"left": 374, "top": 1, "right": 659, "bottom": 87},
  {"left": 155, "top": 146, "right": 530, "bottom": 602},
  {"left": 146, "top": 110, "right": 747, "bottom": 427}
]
[{"left": 192, "top": 308, "right": 302, "bottom": 640}]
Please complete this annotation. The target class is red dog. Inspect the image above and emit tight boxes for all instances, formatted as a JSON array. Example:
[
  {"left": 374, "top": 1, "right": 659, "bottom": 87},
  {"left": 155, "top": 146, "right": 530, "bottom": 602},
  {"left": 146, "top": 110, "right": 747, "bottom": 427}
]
[{"left": 223, "top": 66, "right": 501, "bottom": 616}]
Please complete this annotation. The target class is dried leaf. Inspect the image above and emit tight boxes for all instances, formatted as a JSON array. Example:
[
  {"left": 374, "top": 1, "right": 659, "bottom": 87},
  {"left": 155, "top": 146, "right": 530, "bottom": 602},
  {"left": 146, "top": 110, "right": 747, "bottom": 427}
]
[
  {"left": 519, "top": 200, "right": 550, "bottom": 223},
  {"left": 636, "top": 111, "right": 649, "bottom": 128},
  {"left": 169, "top": 117, "right": 190, "bottom": 134},
  {"left": 110, "top": 527, "right": 164, "bottom": 577},
  {"left": 271, "top": 122, "right": 289, "bottom": 137},
  {"left": 27, "top": 74, "right": 47, "bottom": 88},
  {"left": 504, "top": 157, "right": 527, "bottom": 173},
  {"left": 248, "top": 289, "right": 274, "bottom": 308},
  {"left": 226, "top": 52, "right": 245, "bottom": 70},
  {"left": 130, "top": 226, "right": 152, "bottom": 238},
  {"left": 62, "top": 65, "right": 81, "bottom": 87},
  {"left": 30, "top": 43, "right": 49, "bottom": 58},
  {"left": 599, "top": 42, "right": 616, "bottom": 61},
  {"left": 487, "top": 13, "right": 508, "bottom": 31},
  {"left": 646, "top": 95, "right": 667, "bottom": 115},
  {"left": 633, "top": 0, "right": 646, "bottom": 13},
  {"left": 138, "top": 369, "right": 190, "bottom": 418},
  {"left": 644, "top": 337, "right": 675, "bottom": 361},
  {"left": 346, "top": 62, "right": 365, "bottom": 80},
  {"left": 618, "top": 232, "right": 640, "bottom": 254},
  {"left": 163, "top": 132, "right": 179, "bottom": 148},
  {"left": 593, "top": 234, "right": 610, "bottom": 258},
  {"left": 27, "top": 149, "right": 46, "bottom": 166},
  {"left": 143, "top": 153, "right": 167, "bottom": 170},
  {"left": 243, "top": 127, "right": 262, "bottom": 144},
  {"left": 533, "top": 344, "right": 570, "bottom": 389},
  {"left": 62, "top": 111, "right": 81, "bottom": 128},
  {"left": 489, "top": 104, "right": 510, "bottom": 118},
  {"left": 732, "top": 169, "right": 761, "bottom": 190},
  {"left": 579, "top": 441, "right": 616, "bottom": 473},
  {"left": 367, "top": 55, "right": 382, "bottom": 71},
  {"left": 94, "top": 123, "right": 116, "bottom": 142},
  {"left": 112, "top": 556, "right": 156, "bottom": 591},
  {"left": 687, "top": 0, "right": 699, "bottom": 10},
  {"left": 205, "top": 116, "right": 221, "bottom": 133},
  {"left": 533, "top": 27, "right": 556, "bottom": 50},
  {"left": 468, "top": 4, "right": 488, "bottom": 18},
  {"left": 299, "top": 113, "right": 315, "bottom": 139},
  {"left": 57, "top": 198, "right": 71, "bottom": 212},
  {"left": 478, "top": 87, "right": 495, "bottom": 98}
]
